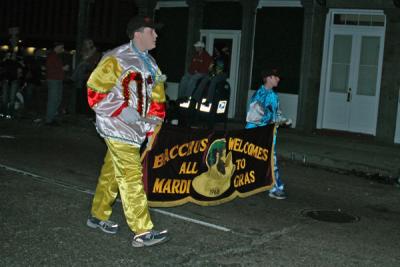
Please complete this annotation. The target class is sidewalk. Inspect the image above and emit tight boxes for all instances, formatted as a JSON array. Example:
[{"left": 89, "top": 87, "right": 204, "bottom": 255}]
[
  {"left": 278, "top": 128, "right": 400, "bottom": 180},
  {"left": 222, "top": 120, "right": 400, "bottom": 180}
]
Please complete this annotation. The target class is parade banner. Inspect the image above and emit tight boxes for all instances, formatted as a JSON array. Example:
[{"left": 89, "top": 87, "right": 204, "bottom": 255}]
[{"left": 142, "top": 124, "right": 276, "bottom": 207}]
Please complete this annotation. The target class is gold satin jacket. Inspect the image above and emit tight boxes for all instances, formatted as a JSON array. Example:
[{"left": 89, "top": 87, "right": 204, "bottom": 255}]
[{"left": 87, "top": 41, "right": 162, "bottom": 146}]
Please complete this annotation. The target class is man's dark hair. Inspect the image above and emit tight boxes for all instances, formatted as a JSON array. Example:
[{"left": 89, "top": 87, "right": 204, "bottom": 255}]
[{"left": 126, "top": 15, "right": 162, "bottom": 39}]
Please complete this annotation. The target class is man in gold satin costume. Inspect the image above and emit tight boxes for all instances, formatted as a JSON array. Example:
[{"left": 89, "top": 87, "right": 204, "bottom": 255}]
[{"left": 85, "top": 15, "right": 169, "bottom": 247}]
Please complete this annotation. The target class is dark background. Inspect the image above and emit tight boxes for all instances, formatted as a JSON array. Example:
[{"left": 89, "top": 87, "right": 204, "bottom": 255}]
[
  {"left": 252, "top": 7, "right": 304, "bottom": 94},
  {"left": 0, "top": 1, "right": 304, "bottom": 94},
  {"left": 0, "top": 0, "right": 138, "bottom": 51},
  {"left": 153, "top": 7, "right": 188, "bottom": 83}
]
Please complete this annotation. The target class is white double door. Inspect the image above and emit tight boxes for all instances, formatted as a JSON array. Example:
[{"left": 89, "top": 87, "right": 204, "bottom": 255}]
[
  {"left": 321, "top": 28, "right": 384, "bottom": 135},
  {"left": 200, "top": 30, "right": 241, "bottom": 119}
]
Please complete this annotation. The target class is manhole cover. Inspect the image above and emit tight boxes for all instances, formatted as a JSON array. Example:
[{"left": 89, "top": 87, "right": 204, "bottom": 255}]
[{"left": 301, "top": 209, "right": 359, "bottom": 223}]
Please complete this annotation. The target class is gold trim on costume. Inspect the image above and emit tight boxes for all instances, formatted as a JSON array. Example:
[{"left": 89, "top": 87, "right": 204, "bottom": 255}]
[{"left": 147, "top": 185, "right": 273, "bottom": 207}]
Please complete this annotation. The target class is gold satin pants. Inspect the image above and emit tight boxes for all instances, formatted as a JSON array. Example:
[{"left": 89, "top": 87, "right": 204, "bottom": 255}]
[{"left": 90, "top": 139, "right": 153, "bottom": 234}]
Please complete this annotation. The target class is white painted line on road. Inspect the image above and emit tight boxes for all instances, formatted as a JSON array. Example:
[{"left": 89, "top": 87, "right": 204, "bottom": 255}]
[
  {"left": 0, "top": 163, "right": 95, "bottom": 195},
  {"left": 0, "top": 163, "right": 232, "bottom": 233},
  {"left": 0, "top": 163, "right": 41, "bottom": 177},
  {"left": 151, "top": 208, "right": 231, "bottom": 232},
  {"left": 0, "top": 135, "right": 16, "bottom": 139}
]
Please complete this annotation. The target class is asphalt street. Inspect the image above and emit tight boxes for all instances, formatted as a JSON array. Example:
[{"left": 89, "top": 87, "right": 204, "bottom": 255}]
[{"left": 1, "top": 117, "right": 399, "bottom": 266}]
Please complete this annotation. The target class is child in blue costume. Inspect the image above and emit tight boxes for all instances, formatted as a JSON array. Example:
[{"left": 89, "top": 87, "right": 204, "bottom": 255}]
[{"left": 245, "top": 68, "right": 288, "bottom": 199}]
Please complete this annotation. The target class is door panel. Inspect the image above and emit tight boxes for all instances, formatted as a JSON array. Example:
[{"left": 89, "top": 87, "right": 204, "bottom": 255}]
[
  {"left": 322, "top": 34, "right": 352, "bottom": 130},
  {"left": 330, "top": 35, "right": 352, "bottom": 94},
  {"left": 395, "top": 89, "right": 400, "bottom": 143},
  {"left": 323, "top": 93, "right": 350, "bottom": 131},
  {"left": 349, "top": 35, "right": 381, "bottom": 134},
  {"left": 356, "top": 36, "right": 380, "bottom": 96}
]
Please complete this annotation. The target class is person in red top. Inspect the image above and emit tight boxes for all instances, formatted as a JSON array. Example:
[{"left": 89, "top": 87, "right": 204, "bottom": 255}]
[
  {"left": 45, "top": 42, "right": 69, "bottom": 125},
  {"left": 178, "top": 41, "right": 213, "bottom": 101}
]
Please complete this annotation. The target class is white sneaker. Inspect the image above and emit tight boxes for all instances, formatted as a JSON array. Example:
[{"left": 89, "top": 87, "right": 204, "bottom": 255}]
[
  {"left": 268, "top": 190, "right": 287, "bottom": 200},
  {"left": 132, "top": 230, "right": 169, "bottom": 247},
  {"left": 86, "top": 216, "right": 119, "bottom": 234}
]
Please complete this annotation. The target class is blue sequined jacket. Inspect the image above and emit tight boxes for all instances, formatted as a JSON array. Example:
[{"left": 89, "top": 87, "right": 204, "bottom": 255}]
[{"left": 245, "top": 85, "right": 279, "bottom": 129}]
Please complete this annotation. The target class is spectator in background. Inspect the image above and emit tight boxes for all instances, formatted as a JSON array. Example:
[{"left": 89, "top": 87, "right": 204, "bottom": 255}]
[
  {"left": 220, "top": 45, "right": 231, "bottom": 75},
  {"left": 70, "top": 38, "right": 100, "bottom": 114},
  {"left": 45, "top": 42, "right": 69, "bottom": 126},
  {"left": 0, "top": 53, "right": 7, "bottom": 116},
  {"left": 0, "top": 52, "right": 24, "bottom": 118},
  {"left": 178, "top": 41, "right": 213, "bottom": 101},
  {"left": 7, "top": 26, "right": 23, "bottom": 55},
  {"left": 193, "top": 53, "right": 228, "bottom": 106},
  {"left": 23, "top": 49, "right": 44, "bottom": 113}
]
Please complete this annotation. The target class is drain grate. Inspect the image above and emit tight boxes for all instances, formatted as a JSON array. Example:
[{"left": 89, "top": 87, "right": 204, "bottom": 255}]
[{"left": 301, "top": 209, "right": 360, "bottom": 223}]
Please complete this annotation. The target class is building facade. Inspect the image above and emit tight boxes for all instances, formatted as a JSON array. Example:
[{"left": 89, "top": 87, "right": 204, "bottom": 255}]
[
  {"left": 1, "top": 0, "right": 399, "bottom": 144},
  {"left": 154, "top": 0, "right": 400, "bottom": 144}
]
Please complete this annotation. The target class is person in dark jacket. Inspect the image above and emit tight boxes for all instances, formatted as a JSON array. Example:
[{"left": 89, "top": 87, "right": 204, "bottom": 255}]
[
  {"left": 45, "top": 42, "right": 69, "bottom": 125},
  {"left": 0, "top": 52, "right": 24, "bottom": 118},
  {"left": 23, "top": 50, "right": 44, "bottom": 112}
]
